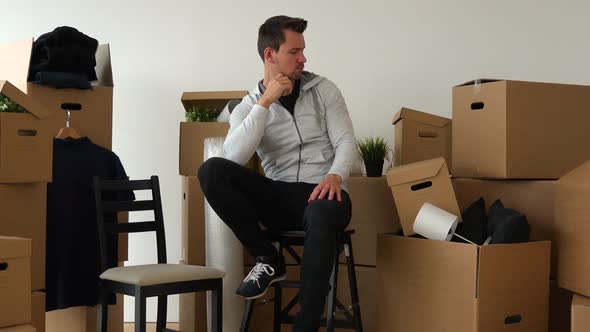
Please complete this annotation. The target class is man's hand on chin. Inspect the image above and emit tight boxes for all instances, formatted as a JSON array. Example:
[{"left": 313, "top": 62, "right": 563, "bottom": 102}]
[{"left": 308, "top": 174, "right": 343, "bottom": 202}]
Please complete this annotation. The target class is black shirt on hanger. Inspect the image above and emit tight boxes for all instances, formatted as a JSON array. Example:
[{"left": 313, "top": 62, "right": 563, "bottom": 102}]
[{"left": 46, "top": 137, "right": 134, "bottom": 311}]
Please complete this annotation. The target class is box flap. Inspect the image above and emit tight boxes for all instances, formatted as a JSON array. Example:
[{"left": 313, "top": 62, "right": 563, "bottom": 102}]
[
  {"left": 181, "top": 91, "right": 248, "bottom": 112},
  {"left": 455, "top": 78, "right": 503, "bottom": 87},
  {"left": 0, "top": 38, "right": 33, "bottom": 93},
  {"left": 477, "top": 241, "right": 550, "bottom": 299},
  {"left": 573, "top": 294, "right": 590, "bottom": 307},
  {"left": 0, "top": 236, "right": 32, "bottom": 259},
  {"left": 557, "top": 161, "right": 590, "bottom": 186},
  {"left": 94, "top": 44, "right": 113, "bottom": 87},
  {"left": 392, "top": 107, "right": 451, "bottom": 128},
  {"left": 386, "top": 157, "right": 445, "bottom": 187},
  {"left": 0, "top": 80, "right": 50, "bottom": 119}
]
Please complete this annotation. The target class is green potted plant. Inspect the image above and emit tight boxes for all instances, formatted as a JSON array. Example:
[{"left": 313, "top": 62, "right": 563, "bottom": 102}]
[
  {"left": 357, "top": 136, "right": 390, "bottom": 177},
  {"left": 185, "top": 106, "right": 220, "bottom": 122},
  {"left": 0, "top": 94, "right": 27, "bottom": 113}
]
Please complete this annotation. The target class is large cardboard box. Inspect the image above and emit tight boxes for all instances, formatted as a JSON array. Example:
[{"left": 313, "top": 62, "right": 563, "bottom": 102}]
[
  {"left": 386, "top": 158, "right": 460, "bottom": 236},
  {"left": 179, "top": 290, "right": 207, "bottom": 332},
  {"left": 45, "top": 293, "right": 123, "bottom": 332},
  {"left": 0, "top": 183, "right": 46, "bottom": 290},
  {"left": 247, "top": 265, "right": 375, "bottom": 332},
  {"left": 377, "top": 234, "right": 550, "bottom": 332},
  {"left": 572, "top": 294, "right": 590, "bottom": 332},
  {"left": 393, "top": 107, "right": 452, "bottom": 168},
  {"left": 342, "top": 176, "right": 400, "bottom": 266},
  {"left": 181, "top": 176, "right": 206, "bottom": 266},
  {"left": 555, "top": 161, "right": 590, "bottom": 297},
  {"left": 0, "top": 38, "right": 114, "bottom": 149},
  {"left": 452, "top": 178, "right": 558, "bottom": 277},
  {"left": 0, "top": 80, "right": 52, "bottom": 183},
  {"left": 453, "top": 79, "right": 590, "bottom": 179},
  {"left": 31, "top": 292, "right": 45, "bottom": 332},
  {"left": 549, "top": 281, "right": 572, "bottom": 332},
  {"left": 179, "top": 91, "right": 247, "bottom": 176},
  {"left": 0, "top": 236, "right": 32, "bottom": 328},
  {"left": 0, "top": 326, "right": 35, "bottom": 332}
]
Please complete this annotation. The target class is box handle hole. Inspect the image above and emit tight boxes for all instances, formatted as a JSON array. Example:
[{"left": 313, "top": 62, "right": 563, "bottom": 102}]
[
  {"left": 471, "top": 102, "right": 484, "bottom": 110},
  {"left": 61, "top": 103, "right": 82, "bottom": 111},
  {"left": 418, "top": 131, "right": 438, "bottom": 138},
  {"left": 504, "top": 314, "right": 522, "bottom": 324},
  {"left": 411, "top": 181, "right": 432, "bottom": 191},
  {"left": 0, "top": 262, "right": 7, "bottom": 271},
  {"left": 17, "top": 129, "right": 38, "bottom": 137}
]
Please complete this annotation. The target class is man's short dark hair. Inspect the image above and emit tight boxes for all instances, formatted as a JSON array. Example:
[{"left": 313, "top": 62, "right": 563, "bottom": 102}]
[{"left": 257, "top": 15, "right": 307, "bottom": 61}]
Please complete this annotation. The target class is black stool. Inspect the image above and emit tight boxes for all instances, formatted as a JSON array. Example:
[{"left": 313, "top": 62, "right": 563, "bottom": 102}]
[{"left": 240, "top": 229, "right": 363, "bottom": 332}]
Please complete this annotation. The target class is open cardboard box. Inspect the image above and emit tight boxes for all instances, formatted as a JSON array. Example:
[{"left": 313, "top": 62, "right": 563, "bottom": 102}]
[
  {"left": 386, "top": 157, "right": 460, "bottom": 236},
  {"left": 0, "top": 80, "right": 52, "bottom": 183},
  {"left": 179, "top": 90, "right": 247, "bottom": 176},
  {"left": 377, "top": 234, "right": 550, "bottom": 332},
  {"left": 0, "top": 38, "right": 114, "bottom": 149},
  {"left": 393, "top": 107, "right": 452, "bottom": 168}
]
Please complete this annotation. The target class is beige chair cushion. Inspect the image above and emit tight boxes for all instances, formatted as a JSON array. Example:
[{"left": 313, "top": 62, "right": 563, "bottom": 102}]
[{"left": 100, "top": 264, "right": 225, "bottom": 286}]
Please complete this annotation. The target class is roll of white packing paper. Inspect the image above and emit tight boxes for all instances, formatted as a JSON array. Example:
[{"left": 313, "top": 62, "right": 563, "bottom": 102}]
[
  {"left": 413, "top": 202, "right": 459, "bottom": 241},
  {"left": 204, "top": 137, "right": 244, "bottom": 332}
]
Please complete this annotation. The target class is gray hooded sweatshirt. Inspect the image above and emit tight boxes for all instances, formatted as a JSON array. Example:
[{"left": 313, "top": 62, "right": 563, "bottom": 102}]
[{"left": 223, "top": 72, "right": 357, "bottom": 190}]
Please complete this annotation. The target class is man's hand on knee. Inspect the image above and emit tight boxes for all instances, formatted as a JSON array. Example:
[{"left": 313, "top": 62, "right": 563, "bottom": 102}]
[{"left": 308, "top": 174, "right": 342, "bottom": 202}]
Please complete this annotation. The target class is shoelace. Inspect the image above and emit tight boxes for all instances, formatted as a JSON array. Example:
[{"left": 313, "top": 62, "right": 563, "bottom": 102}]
[{"left": 243, "top": 262, "right": 275, "bottom": 288}]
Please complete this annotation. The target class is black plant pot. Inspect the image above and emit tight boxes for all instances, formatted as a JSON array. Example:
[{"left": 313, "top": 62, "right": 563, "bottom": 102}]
[{"left": 364, "top": 159, "right": 384, "bottom": 177}]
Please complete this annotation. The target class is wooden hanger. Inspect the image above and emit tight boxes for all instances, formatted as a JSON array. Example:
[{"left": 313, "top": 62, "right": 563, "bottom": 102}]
[{"left": 55, "top": 110, "right": 81, "bottom": 139}]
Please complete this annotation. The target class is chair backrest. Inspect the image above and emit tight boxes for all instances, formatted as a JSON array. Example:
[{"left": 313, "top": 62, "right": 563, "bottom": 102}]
[{"left": 93, "top": 175, "right": 167, "bottom": 273}]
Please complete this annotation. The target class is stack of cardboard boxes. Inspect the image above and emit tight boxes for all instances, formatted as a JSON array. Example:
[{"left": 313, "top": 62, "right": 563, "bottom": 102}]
[
  {"left": 0, "top": 79, "right": 52, "bottom": 332},
  {"left": 0, "top": 37, "right": 125, "bottom": 332},
  {"left": 177, "top": 90, "right": 247, "bottom": 332},
  {"left": 0, "top": 236, "right": 36, "bottom": 332},
  {"left": 377, "top": 78, "right": 590, "bottom": 332}
]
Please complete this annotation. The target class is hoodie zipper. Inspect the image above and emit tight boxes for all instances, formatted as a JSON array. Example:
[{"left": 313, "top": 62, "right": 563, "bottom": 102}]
[{"left": 291, "top": 113, "right": 303, "bottom": 182}]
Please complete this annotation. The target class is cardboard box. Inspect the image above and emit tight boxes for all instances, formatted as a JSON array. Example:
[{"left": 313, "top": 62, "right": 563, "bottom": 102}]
[
  {"left": 572, "top": 294, "right": 590, "bottom": 332},
  {"left": 0, "top": 183, "right": 46, "bottom": 290},
  {"left": 0, "top": 326, "right": 35, "bottom": 332},
  {"left": 181, "top": 176, "right": 206, "bottom": 266},
  {"left": 377, "top": 234, "right": 550, "bottom": 332},
  {"left": 555, "top": 161, "right": 590, "bottom": 297},
  {"left": 45, "top": 293, "right": 123, "bottom": 332},
  {"left": 386, "top": 158, "right": 460, "bottom": 236},
  {"left": 452, "top": 178, "right": 558, "bottom": 277},
  {"left": 549, "top": 281, "right": 572, "bottom": 332},
  {"left": 452, "top": 79, "right": 590, "bottom": 179},
  {"left": 392, "top": 107, "right": 452, "bottom": 168},
  {"left": 0, "top": 236, "right": 32, "bottom": 328},
  {"left": 0, "top": 80, "right": 52, "bottom": 183},
  {"left": 31, "top": 292, "right": 45, "bottom": 332},
  {"left": 179, "top": 289, "right": 207, "bottom": 332},
  {"left": 247, "top": 265, "right": 374, "bottom": 332},
  {"left": 342, "top": 176, "right": 400, "bottom": 266},
  {"left": 0, "top": 38, "right": 114, "bottom": 149},
  {"left": 179, "top": 91, "right": 247, "bottom": 176}
]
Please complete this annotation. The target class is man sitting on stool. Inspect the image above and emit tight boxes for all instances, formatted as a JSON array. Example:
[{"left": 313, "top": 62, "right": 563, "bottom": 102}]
[{"left": 198, "top": 15, "right": 357, "bottom": 332}]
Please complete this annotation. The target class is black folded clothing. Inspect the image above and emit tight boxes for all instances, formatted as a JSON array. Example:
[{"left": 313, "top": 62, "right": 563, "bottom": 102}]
[
  {"left": 487, "top": 199, "right": 530, "bottom": 244},
  {"left": 454, "top": 197, "right": 488, "bottom": 245},
  {"left": 28, "top": 26, "right": 98, "bottom": 82}
]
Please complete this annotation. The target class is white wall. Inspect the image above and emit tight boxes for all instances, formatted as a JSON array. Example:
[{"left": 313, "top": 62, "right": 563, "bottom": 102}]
[{"left": 3, "top": 0, "right": 590, "bottom": 322}]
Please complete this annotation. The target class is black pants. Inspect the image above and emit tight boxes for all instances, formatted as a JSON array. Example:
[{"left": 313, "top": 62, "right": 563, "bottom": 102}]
[{"left": 198, "top": 157, "right": 352, "bottom": 331}]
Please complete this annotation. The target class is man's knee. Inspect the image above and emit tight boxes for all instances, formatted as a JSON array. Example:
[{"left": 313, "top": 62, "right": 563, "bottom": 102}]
[
  {"left": 198, "top": 157, "right": 230, "bottom": 190},
  {"left": 304, "top": 199, "right": 350, "bottom": 233}
]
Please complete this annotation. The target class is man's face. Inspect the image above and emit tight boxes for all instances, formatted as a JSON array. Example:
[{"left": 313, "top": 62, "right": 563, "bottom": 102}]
[{"left": 271, "top": 30, "right": 307, "bottom": 80}]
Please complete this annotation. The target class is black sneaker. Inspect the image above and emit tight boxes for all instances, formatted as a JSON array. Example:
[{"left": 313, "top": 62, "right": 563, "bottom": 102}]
[{"left": 236, "top": 255, "right": 286, "bottom": 299}]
